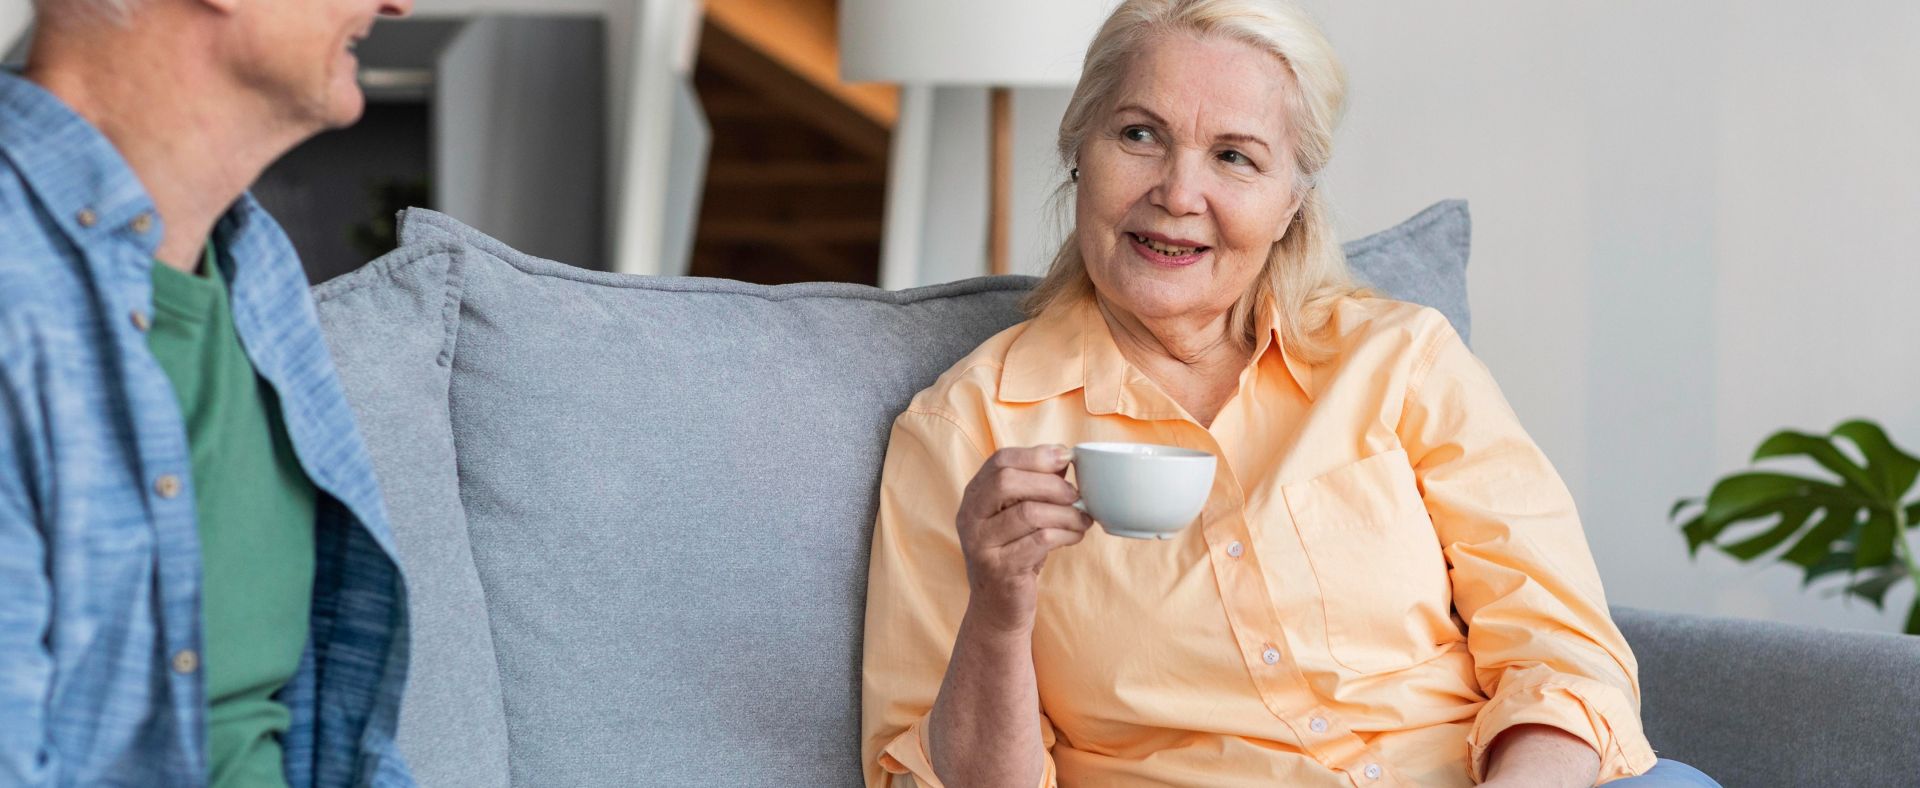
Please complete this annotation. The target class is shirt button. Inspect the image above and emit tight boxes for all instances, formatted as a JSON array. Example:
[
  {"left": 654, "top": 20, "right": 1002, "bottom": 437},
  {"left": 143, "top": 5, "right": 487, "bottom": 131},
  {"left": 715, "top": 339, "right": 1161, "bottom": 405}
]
[
  {"left": 154, "top": 474, "right": 181, "bottom": 498},
  {"left": 1365, "top": 763, "right": 1383, "bottom": 780},
  {"left": 1309, "top": 716, "right": 1329, "bottom": 733},
  {"left": 130, "top": 212, "right": 154, "bottom": 234},
  {"left": 76, "top": 208, "right": 98, "bottom": 227},
  {"left": 171, "top": 649, "right": 199, "bottom": 674},
  {"left": 130, "top": 309, "right": 151, "bottom": 332},
  {"left": 1226, "top": 540, "right": 1244, "bottom": 558},
  {"left": 1261, "top": 646, "right": 1280, "bottom": 665}
]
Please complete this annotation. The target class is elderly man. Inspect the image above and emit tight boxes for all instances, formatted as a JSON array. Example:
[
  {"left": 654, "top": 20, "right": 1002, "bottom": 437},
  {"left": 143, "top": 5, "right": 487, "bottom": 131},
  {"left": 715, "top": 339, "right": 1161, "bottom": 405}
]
[{"left": 0, "top": 0, "right": 414, "bottom": 785}]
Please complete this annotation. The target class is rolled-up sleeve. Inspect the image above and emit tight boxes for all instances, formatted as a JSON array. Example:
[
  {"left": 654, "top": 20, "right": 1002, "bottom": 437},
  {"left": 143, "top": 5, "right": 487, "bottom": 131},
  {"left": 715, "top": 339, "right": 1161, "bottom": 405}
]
[
  {"left": 1396, "top": 315, "right": 1658, "bottom": 784},
  {"left": 861, "top": 408, "right": 1059, "bottom": 788}
]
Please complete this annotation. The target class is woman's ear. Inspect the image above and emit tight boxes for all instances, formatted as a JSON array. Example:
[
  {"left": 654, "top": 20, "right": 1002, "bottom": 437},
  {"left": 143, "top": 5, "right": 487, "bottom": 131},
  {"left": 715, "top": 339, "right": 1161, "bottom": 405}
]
[{"left": 1276, "top": 197, "right": 1303, "bottom": 243}]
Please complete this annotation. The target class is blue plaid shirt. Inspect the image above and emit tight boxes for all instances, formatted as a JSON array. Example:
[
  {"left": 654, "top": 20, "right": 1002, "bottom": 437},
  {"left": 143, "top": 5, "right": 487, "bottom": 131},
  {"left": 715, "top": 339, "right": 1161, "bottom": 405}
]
[{"left": 0, "top": 72, "right": 413, "bottom": 787}]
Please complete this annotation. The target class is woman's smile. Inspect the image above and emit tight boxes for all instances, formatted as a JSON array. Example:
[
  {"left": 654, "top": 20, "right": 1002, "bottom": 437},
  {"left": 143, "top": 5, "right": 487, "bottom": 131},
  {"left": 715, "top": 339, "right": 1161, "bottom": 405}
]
[{"left": 1125, "top": 231, "right": 1211, "bottom": 267}]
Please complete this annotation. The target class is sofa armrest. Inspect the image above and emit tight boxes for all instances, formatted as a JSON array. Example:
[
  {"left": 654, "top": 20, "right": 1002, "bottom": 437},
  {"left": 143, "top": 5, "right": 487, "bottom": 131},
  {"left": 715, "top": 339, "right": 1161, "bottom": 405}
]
[{"left": 1613, "top": 606, "right": 1920, "bottom": 787}]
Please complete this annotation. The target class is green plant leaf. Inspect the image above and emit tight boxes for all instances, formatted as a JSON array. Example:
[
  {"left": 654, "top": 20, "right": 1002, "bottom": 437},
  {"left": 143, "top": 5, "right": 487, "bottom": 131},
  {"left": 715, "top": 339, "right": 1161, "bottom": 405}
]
[
  {"left": 1802, "top": 550, "right": 1855, "bottom": 586},
  {"left": 1843, "top": 568, "right": 1906, "bottom": 609},
  {"left": 1754, "top": 429, "right": 1883, "bottom": 499},
  {"left": 1687, "top": 472, "right": 1859, "bottom": 557},
  {"left": 1854, "top": 509, "right": 1898, "bottom": 569},
  {"left": 1721, "top": 501, "right": 1819, "bottom": 561},
  {"left": 1832, "top": 420, "right": 1920, "bottom": 504},
  {"left": 1906, "top": 598, "right": 1920, "bottom": 637},
  {"left": 1679, "top": 512, "right": 1712, "bottom": 556},
  {"left": 1668, "top": 497, "right": 1699, "bottom": 521},
  {"left": 1700, "top": 472, "right": 1843, "bottom": 530},
  {"left": 1782, "top": 506, "right": 1859, "bottom": 569}
]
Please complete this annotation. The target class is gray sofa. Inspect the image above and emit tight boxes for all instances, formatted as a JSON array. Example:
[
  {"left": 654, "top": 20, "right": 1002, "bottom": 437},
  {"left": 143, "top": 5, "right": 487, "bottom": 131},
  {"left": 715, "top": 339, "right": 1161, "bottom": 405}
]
[{"left": 314, "top": 207, "right": 1920, "bottom": 787}]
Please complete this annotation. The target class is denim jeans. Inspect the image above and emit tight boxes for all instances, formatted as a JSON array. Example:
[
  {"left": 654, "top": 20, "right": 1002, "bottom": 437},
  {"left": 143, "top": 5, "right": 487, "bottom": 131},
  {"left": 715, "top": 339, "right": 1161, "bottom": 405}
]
[{"left": 1609, "top": 759, "right": 1722, "bottom": 786}]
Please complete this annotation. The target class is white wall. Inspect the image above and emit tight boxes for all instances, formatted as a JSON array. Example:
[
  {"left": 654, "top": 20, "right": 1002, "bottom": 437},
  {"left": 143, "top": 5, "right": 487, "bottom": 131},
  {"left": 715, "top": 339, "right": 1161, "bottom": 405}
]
[
  {"left": 437, "top": 17, "right": 608, "bottom": 269},
  {"left": 0, "top": 2, "right": 28, "bottom": 59},
  {"left": 899, "top": 1, "right": 1920, "bottom": 633}
]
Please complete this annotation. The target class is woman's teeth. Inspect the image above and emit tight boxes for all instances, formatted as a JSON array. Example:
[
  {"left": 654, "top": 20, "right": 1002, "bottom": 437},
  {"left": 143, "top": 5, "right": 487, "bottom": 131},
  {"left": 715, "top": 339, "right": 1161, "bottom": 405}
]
[{"left": 1131, "top": 233, "right": 1204, "bottom": 256}]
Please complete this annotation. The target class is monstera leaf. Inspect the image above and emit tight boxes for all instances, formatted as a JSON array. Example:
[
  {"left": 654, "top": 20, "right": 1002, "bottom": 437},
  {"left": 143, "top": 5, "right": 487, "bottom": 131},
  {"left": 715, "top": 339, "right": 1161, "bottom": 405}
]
[{"left": 1672, "top": 419, "right": 1920, "bottom": 635}]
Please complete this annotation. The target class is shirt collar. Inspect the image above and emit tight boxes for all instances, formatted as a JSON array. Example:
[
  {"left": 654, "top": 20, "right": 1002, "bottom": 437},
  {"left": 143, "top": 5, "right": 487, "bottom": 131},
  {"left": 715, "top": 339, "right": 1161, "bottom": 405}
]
[
  {"left": 0, "top": 70, "right": 165, "bottom": 259},
  {"left": 998, "top": 295, "right": 1316, "bottom": 416}
]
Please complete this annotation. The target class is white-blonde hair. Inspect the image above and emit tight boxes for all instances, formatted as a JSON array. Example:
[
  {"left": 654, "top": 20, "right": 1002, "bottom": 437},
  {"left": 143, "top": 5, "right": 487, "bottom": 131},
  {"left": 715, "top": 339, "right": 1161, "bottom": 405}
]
[{"left": 1022, "top": 0, "right": 1360, "bottom": 364}]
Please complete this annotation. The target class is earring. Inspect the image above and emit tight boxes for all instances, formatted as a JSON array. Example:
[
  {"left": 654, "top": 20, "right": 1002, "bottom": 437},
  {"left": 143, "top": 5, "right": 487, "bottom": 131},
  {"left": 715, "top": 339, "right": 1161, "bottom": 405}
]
[{"left": 1070, "top": 167, "right": 1079, "bottom": 182}]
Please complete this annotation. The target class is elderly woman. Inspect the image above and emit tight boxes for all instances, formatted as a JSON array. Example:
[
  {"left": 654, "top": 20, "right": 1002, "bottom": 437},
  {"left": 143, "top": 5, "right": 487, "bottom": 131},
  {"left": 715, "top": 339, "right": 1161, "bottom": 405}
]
[{"left": 861, "top": 1, "right": 1716, "bottom": 787}]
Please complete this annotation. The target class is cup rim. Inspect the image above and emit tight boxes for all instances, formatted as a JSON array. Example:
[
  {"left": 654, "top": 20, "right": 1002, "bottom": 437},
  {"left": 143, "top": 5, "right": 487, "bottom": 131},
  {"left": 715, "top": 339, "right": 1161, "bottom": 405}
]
[{"left": 1072, "top": 441, "right": 1214, "bottom": 460}]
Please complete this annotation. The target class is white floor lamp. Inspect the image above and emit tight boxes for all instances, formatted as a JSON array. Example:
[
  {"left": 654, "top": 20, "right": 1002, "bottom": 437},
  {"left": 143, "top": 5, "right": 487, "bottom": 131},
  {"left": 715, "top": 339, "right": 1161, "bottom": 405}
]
[{"left": 840, "top": 0, "right": 1116, "bottom": 276}]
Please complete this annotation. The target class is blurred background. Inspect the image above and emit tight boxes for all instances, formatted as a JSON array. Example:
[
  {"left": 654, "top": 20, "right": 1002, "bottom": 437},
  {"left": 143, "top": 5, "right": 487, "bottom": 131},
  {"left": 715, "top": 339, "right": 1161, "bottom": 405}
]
[{"left": 4, "top": 0, "right": 1916, "bottom": 634}]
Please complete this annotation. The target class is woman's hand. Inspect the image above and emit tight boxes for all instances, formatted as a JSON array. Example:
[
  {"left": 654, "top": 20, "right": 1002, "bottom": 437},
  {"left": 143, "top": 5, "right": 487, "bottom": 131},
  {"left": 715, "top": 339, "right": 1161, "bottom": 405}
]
[{"left": 954, "top": 445, "right": 1093, "bottom": 634}]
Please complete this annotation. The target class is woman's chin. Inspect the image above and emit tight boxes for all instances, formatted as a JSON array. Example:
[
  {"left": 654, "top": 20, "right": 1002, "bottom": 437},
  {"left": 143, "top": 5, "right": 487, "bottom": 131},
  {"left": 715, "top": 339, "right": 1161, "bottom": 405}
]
[{"left": 1098, "top": 284, "right": 1215, "bottom": 323}]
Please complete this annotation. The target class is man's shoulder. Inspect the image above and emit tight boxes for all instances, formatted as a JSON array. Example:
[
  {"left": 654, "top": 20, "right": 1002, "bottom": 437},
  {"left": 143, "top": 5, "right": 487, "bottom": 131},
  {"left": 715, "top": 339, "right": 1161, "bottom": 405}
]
[{"left": 0, "top": 159, "right": 65, "bottom": 261}]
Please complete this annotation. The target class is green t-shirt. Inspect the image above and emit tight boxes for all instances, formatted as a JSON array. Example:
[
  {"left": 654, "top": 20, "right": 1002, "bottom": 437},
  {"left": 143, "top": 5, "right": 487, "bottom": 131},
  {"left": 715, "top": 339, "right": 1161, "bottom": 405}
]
[{"left": 147, "top": 246, "right": 317, "bottom": 788}]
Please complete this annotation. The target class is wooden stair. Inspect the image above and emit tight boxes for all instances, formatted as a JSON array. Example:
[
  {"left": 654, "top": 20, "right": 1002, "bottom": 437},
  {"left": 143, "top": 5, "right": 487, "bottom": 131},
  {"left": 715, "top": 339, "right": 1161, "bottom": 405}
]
[{"left": 689, "top": 0, "right": 895, "bottom": 286}]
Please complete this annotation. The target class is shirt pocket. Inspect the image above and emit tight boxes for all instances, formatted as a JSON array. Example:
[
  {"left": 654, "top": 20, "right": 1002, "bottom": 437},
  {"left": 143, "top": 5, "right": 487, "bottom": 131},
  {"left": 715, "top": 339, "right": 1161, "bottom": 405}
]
[{"left": 1282, "top": 448, "right": 1456, "bottom": 674}]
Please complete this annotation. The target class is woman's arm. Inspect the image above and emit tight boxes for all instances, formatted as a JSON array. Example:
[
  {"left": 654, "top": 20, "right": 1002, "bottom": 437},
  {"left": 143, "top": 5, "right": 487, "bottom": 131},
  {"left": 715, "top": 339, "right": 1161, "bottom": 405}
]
[
  {"left": 861, "top": 411, "right": 1087, "bottom": 788},
  {"left": 1395, "top": 311, "right": 1658, "bottom": 784},
  {"left": 929, "top": 445, "right": 1088, "bottom": 787},
  {"left": 926, "top": 608, "right": 1048, "bottom": 786},
  {"left": 1480, "top": 724, "right": 1601, "bottom": 787}
]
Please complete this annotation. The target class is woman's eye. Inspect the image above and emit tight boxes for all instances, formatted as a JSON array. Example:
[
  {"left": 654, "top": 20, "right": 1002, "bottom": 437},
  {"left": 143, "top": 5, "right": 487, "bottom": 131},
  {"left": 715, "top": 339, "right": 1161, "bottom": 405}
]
[
  {"left": 1122, "top": 126, "right": 1156, "bottom": 143},
  {"left": 1219, "top": 150, "right": 1251, "bottom": 166}
]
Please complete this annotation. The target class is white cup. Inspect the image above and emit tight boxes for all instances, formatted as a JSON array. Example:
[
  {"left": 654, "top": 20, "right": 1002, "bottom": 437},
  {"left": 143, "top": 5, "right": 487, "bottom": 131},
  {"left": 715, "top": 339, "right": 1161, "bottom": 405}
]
[{"left": 1070, "top": 442, "right": 1217, "bottom": 540}]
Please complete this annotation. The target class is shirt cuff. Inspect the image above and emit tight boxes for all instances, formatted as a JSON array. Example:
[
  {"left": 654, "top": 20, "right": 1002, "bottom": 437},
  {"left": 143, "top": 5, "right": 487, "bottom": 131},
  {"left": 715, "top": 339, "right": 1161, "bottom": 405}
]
[
  {"left": 878, "top": 715, "right": 1058, "bottom": 788},
  {"left": 1466, "top": 666, "right": 1659, "bottom": 784}
]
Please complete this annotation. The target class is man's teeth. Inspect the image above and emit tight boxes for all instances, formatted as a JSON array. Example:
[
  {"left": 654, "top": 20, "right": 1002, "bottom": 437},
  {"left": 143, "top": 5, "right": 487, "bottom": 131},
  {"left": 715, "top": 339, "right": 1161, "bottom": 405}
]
[{"left": 1133, "top": 233, "right": 1201, "bottom": 256}]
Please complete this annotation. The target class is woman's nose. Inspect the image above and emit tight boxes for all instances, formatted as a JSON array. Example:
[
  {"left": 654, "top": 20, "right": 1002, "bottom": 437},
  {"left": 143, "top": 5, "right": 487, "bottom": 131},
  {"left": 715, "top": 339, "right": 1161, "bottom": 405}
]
[{"left": 1148, "top": 153, "right": 1207, "bottom": 217}]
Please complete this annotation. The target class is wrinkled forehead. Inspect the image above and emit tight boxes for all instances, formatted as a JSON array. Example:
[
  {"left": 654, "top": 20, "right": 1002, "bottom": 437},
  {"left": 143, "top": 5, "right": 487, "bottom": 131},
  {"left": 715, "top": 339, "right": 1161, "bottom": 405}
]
[{"left": 1107, "top": 29, "right": 1298, "bottom": 144}]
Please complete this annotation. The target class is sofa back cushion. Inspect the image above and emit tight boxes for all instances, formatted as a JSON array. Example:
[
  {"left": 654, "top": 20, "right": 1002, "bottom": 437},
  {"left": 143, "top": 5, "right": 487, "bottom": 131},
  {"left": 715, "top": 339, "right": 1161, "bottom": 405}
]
[{"left": 313, "top": 201, "right": 1471, "bottom": 786}]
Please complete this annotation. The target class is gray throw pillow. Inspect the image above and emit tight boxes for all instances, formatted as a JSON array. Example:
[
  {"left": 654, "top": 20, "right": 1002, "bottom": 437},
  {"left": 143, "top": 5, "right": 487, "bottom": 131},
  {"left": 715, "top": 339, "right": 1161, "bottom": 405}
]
[{"left": 1343, "top": 198, "right": 1471, "bottom": 344}]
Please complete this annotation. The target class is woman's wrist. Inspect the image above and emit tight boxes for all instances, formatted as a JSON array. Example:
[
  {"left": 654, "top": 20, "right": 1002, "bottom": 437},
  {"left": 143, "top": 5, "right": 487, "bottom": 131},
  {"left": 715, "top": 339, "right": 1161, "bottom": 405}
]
[{"left": 961, "top": 593, "right": 1038, "bottom": 640}]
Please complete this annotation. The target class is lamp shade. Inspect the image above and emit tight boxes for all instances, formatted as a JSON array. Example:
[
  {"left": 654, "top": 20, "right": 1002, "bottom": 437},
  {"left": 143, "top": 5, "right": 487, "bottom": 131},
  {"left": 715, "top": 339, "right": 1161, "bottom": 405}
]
[{"left": 838, "top": 0, "right": 1119, "bottom": 86}]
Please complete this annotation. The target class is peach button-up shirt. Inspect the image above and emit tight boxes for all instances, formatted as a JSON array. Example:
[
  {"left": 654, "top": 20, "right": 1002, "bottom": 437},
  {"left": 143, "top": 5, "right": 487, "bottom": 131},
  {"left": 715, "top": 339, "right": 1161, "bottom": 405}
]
[{"left": 861, "top": 295, "right": 1657, "bottom": 787}]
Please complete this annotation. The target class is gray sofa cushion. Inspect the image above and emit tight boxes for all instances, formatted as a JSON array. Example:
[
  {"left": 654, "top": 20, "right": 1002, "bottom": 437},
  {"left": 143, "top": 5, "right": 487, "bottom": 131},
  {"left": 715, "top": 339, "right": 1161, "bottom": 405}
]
[
  {"left": 1614, "top": 607, "right": 1920, "bottom": 786},
  {"left": 314, "top": 202, "right": 1472, "bottom": 786}
]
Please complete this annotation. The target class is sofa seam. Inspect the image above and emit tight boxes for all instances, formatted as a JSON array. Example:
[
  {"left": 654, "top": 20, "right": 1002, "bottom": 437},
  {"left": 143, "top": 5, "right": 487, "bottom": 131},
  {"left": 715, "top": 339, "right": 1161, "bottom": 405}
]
[
  {"left": 435, "top": 249, "right": 467, "bottom": 369},
  {"left": 429, "top": 243, "right": 514, "bottom": 779}
]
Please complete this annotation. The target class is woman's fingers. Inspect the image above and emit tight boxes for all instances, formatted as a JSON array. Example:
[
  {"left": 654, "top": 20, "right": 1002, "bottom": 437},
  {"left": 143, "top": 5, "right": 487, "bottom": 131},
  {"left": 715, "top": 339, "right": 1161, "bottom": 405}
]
[
  {"left": 989, "top": 445, "right": 1073, "bottom": 476},
  {"left": 984, "top": 467, "right": 1081, "bottom": 512},
  {"left": 961, "top": 446, "right": 1078, "bottom": 521},
  {"left": 983, "top": 499, "right": 1092, "bottom": 550},
  {"left": 998, "top": 517, "right": 1091, "bottom": 566}
]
